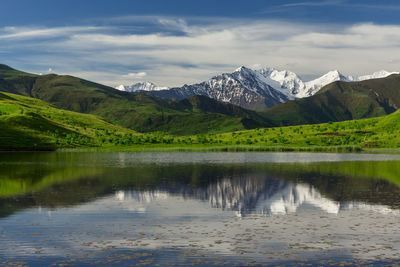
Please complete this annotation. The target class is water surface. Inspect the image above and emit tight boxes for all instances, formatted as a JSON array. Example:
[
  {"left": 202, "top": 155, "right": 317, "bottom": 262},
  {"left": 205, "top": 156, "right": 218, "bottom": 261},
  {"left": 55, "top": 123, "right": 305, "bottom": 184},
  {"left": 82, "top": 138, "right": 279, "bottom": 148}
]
[{"left": 1, "top": 152, "right": 400, "bottom": 266}]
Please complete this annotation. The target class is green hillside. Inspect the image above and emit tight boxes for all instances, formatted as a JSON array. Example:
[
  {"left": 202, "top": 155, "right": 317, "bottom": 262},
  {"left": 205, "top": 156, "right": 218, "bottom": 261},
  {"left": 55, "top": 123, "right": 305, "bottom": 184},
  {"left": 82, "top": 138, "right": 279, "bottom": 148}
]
[
  {"left": 181, "top": 109, "right": 400, "bottom": 150},
  {"left": 0, "top": 92, "right": 139, "bottom": 150},
  {"left": 260, "top": 74, "right": 400, "bottom": 126},
  {"left": 100, "top": 108, "right": 398, "bottom": 152},
  {"left": 60, "top": 108, "right": 400, "bottom": 152},
  {"left": 0, "top": 64, "right": 270, "bottom": 135},
  {"left": 2, "top": 90, "right": 400, "bottom": 152},
  {"left": 153, "top": 95, "right": 270, "bottom": 134},
  {"left": 0, "top": 91, "right": 268, "bottom": 151}
]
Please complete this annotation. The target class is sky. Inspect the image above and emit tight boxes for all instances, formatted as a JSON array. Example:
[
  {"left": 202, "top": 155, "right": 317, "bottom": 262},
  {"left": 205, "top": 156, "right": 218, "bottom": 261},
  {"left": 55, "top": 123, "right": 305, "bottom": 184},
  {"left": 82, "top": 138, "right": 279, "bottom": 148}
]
[{"left": 1, "top": 0, "right": 400, "bottom": 87}]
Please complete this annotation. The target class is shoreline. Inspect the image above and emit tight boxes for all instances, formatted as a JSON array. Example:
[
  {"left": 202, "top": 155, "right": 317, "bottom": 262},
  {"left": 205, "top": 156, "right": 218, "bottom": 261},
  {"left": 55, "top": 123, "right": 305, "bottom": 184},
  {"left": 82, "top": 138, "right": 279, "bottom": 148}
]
[
  {"left": 2, "top": 145, "right": 400, "bottom": 154},
  {"left": 2, "top": 144, "right": 399, "bottom": 153}
]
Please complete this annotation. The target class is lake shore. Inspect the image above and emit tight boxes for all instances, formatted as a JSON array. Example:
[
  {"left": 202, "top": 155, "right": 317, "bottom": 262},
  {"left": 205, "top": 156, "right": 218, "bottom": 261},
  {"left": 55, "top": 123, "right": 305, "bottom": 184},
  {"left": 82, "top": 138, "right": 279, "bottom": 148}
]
[
  {"left": 58, "top": 144, "right": 392, "bottom": 153},
  {"left": 3, "top": 144, "right": 400, "bottom": 154}
]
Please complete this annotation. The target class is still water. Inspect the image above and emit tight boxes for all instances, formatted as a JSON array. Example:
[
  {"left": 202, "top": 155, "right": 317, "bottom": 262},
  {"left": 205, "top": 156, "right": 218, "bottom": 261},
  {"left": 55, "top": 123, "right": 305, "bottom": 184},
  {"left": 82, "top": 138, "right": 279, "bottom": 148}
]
[{"left": 1, "top": 152, "right": 400, "bottom": 266}]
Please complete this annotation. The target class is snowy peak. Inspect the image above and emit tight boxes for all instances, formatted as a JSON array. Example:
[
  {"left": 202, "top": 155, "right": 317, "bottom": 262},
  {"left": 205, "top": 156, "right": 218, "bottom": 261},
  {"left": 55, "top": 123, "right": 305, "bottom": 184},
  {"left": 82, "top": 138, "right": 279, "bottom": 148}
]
[
  {"left": 258, "top": 67, "right": 305, "bottom": 98},
  {"left": 115, "top": 67, "right": 399, "bottom": 111},
  {"left": 302, "top": 70, "right": 351, "bottom": 97},
  {"left": 116, "top": 81, "right": 169, "bottom": 92},
  {"left": 234, "top": 65, "right": 250, "bottom": 72},
  {"left": 358, "top": 70, "right": 400, "bottom": 81},
  {"left": 115, "top": 84, "right": 127, "bottom": 91},
  {"left": 178, "top": 66, "right": 289, "bottom": 109},
  {"left": 234, "top": 67, "right": 398, "bottom": 99},
  {"left": 254, "top": 67, "right": 346, "bottom": 99},
  {"left": 299, "top": 69, "right": 400, "bottom": 97},
  {"left": 319, "top": 70, "right": 348, "bottom": 81}
]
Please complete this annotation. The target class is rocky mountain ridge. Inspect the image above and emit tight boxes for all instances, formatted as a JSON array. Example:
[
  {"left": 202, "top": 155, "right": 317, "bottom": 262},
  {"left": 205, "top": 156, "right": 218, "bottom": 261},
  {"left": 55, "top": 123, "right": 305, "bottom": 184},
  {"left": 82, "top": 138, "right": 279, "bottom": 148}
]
[{"left": 117, "top": 67, "right": 399, "bottom": 111}]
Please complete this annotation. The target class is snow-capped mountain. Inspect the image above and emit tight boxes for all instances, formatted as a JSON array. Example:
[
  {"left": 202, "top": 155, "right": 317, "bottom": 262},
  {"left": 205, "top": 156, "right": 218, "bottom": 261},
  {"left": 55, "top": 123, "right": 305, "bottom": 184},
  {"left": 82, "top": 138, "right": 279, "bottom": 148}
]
[
  {"left": 258, "top": 67, "right": 305, "bottom": 98},
  {"left": 301, "top": 70, "right": 352, "bottom": 97},
  {"left": 116, "top": 81, "right": 168, "bottom": 92},
  {"left": 172, "top": 66, "right": 290, "bottom": 109},
  {"left": 131, "top": 66, "right": 289, "bottom": 110},
  {"left": 358, "top": 70, "right": 399, "bottom": 81},
  {"left": 118, "top": 67, "right": 399, "bottom": 111},
  {"left": 256, "top": 69, "right": 398, "bottom": 99}
]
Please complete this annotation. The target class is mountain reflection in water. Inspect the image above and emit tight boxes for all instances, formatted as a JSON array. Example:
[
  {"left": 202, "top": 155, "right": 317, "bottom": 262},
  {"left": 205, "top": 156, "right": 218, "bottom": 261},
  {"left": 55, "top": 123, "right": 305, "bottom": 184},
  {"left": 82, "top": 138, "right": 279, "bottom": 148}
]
[
  {"left": 1, "top": 152, "right": 400, "bottom": 266},
  {"left": 114, "top": 177, "right": 400, "bottom": 217},
  {"left": 1, "top": 152, "right": 400, "bottom": 218}
]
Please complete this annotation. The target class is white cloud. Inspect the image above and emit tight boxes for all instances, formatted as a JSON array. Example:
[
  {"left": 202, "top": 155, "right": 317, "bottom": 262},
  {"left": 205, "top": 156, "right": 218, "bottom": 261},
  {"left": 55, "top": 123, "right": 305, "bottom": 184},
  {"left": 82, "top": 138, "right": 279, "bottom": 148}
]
[
  {"left": 2, "top": 18, "right": 400, "bottom": 87},
  {"left": 126, "top": 72, "right": 147, "bottom": 78},
  {"left": 277, "top": 1, "right": 400, "bottom": 10},
  {"left": 0, "top": 26, "right": 104, "bottom": 40},
  {"left": 280, "top": 0, "right": 345, "bottom": 8}
]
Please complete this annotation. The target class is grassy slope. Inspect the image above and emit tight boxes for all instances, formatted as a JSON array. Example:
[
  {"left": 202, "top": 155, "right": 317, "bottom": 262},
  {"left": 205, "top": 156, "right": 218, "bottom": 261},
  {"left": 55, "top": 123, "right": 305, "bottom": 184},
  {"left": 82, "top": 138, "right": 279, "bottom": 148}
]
[
  {"left": 260, "top": 74, "right": 400, "bottom": 126},
  {"left": 0, "top": 64, "right": 271, "bottom": 135},
  {"left": 148, "top": 95, "right": 270, "bottom": 134},
  {"left": 192, "top": 109, "right": 400, "bottom": 149},
  {"left": 0, "top": 91, "right": 266, "bottom": 150},
  {"left": 0, "top": 92, "right": 138, "bottom": 150},
  {"left": 92, "top": 109, "right": 400, "bottom": 152}
]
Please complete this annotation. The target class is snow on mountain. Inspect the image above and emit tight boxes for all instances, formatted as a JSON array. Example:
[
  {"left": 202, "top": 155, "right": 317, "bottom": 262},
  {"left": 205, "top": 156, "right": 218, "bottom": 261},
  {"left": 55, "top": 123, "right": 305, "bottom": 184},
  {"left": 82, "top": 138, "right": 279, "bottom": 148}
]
[
  {"left": 116, "top": 81, "right": 168, "bottom": 92},
  {"left": 256, "top": 68, "right": 398, "bottom": 99},
  {"left": 358, "top": 70, "right": 400, "bottom": 81},
  {"left": 160, "top": 66, "right": 290, "bottom": 110},
  {"left": 258, "top": 67, "right": 305, "bottom": 99},
  {"left": 302, "top": 70, "right": 352, "bottom": 97},
  {"left": 117, "top": 67, "right": 399, "bottom": 110},
  {"left": 257, "top": 68, "right": 355, "bottom": 98}
]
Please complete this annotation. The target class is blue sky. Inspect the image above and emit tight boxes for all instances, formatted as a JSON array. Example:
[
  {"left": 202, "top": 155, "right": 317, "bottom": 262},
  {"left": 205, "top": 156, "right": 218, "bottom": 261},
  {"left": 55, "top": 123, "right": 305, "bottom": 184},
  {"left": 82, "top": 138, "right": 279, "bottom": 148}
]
[{"left": 1, "top": 0, "right": 400, "bottom": 86}]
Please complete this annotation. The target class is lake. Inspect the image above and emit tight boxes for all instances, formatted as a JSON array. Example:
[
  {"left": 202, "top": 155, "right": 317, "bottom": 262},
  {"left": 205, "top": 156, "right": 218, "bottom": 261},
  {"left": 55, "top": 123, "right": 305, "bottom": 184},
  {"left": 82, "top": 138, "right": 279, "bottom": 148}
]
[{"left": 1, "top": 152, "right": 400, "bottom": 266}]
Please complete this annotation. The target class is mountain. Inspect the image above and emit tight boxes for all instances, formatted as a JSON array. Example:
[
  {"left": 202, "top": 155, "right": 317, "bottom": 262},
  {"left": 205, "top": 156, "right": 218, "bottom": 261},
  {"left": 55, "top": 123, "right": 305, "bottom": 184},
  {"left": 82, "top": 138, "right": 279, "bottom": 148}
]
[
  {"left": 133, "top": 66, "right": 290, "bottom": 111},
  {"left": 259, "top": 69, "right": 398, "bottom": 98},
  {"left": 257, "top": 67, "right": 306, "bottom": 98},
  {"left": 302, "top": 70, "right": 352, "bottom": 97},
  {"left": 116, "top": 81, "right": 168, "bottom": 92},
  {"left": 357, "top": 70, "right": 399, "bottom": 81},
  {"left": 260, "top": 74, "right": 400, "bottom": 126},
  {"left": 0, "top": 64, "right": 272, "bottom": 135},
  {"left": 124, "top": 66, "right": 398, "bottom": 111}
]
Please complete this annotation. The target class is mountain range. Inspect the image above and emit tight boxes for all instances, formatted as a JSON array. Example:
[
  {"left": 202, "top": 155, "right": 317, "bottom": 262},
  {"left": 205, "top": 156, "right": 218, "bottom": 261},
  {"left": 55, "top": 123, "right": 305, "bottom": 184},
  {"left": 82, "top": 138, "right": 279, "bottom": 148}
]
[
  {"left": 117, "top": 67, "right": 399, "bottom": 111},
  {"left": 2, "top": 63, "right": 400, "bottom": 137},
  {"left": 116, "top": 81, "right": 168, "bottom": 92}
]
